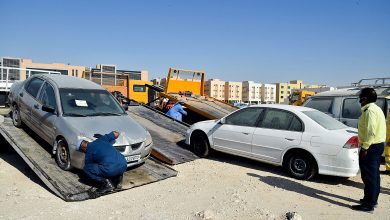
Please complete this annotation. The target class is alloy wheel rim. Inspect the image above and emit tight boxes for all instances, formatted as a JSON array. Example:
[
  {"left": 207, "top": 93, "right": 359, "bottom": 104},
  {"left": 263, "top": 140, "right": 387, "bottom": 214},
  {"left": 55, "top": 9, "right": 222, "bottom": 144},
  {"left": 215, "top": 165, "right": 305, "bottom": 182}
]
[
  {"left": 59, "top": 144, "right": 68, "bottom": 164},
  {"left": 13, "top": 108, "right": 19, "bottom": 124},
  {"left": 293, "top": 158, "right": 307, "bottom": 173}
]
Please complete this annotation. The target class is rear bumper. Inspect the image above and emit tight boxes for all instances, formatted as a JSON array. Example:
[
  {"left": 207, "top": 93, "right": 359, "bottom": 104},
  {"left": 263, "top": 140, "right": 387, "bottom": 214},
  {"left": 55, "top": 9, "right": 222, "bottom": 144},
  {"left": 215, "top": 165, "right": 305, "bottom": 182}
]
[{"left": 317, "top": 148, "right": 359, "bottom": 177}]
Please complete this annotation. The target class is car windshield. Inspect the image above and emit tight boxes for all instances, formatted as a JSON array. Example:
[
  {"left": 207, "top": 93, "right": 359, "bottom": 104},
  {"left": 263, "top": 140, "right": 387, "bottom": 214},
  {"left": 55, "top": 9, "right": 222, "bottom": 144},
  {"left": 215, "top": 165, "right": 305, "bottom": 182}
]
[
  {"left": 303, "top": 110, "right": 347, "bottom": 130},
  {"left": 60, "top": 88, "right": 125, "bottom": 116}
]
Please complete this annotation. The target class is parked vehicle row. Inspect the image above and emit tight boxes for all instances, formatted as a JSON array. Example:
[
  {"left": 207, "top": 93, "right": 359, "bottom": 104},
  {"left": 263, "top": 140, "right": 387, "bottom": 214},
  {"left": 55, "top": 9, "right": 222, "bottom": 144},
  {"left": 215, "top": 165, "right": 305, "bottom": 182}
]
[{"left": 8, "top": 74, "right": 363, "bottom": 181}]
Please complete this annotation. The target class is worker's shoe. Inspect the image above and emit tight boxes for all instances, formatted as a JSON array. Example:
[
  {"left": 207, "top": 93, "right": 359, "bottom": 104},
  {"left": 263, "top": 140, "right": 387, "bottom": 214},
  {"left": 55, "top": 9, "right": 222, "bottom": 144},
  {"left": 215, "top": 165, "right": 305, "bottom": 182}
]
[
  {"left": 96, "top": 179, "right": 115, "bottom": 194},
  {"left": 351, "top": 204, "right": 374, "bottom": 213},
  {"left": 112, "top": 175, "right": 124, "bottom": 190},
  {"left": 359, "top": 199, "right": 378, "bottom": 208}
]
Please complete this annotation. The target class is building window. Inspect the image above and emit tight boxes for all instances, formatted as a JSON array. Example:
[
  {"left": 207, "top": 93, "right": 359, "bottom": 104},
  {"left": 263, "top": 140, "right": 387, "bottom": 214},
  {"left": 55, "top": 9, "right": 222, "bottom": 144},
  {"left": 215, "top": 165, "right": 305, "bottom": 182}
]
[
  {"left": 72, "top": 69, "right": 74, "bottom": 76},
  {"left": 76, "top": 70, "right": 78, "bottom": 77}
]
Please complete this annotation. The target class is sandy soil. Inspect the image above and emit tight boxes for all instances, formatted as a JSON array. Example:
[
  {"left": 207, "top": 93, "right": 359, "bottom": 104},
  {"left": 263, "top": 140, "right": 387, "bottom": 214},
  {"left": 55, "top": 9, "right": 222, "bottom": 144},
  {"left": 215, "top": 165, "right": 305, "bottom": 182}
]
[{"left": 1, "top": 141, "right": 390, "bottom": 220}]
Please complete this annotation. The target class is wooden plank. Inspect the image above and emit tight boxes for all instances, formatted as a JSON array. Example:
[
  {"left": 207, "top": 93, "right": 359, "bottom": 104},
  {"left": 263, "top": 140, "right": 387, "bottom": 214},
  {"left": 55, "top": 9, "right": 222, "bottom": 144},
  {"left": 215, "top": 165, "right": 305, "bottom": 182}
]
[
  {"left": 0, "top": 118, "right": 177, "bottom": 201},
  {"left": 127, "top": 105, "right": 198, "bottom": 165}
]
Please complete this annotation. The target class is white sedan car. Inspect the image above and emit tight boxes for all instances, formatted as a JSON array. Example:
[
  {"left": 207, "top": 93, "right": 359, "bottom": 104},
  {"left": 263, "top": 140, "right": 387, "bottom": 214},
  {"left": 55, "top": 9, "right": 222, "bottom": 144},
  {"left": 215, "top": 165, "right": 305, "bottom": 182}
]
[{"left": 185, "top": 104, "right": 359, "bottom": 180}]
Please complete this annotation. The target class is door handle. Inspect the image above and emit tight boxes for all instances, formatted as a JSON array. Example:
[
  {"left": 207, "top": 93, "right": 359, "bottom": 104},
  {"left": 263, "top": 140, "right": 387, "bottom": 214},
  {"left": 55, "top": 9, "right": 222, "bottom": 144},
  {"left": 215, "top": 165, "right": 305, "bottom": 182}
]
[
  {"left": 33, "top": 104, "right": 39, "bottom": 109},
  {"left": 285, "top": 138, "right": 295, "bottom": 141},
  {"left": 19, "top": 92, "right": 23, "bottom": 97},
  {"left": 242, "top": 132, "right": 250, "bottom": 135}
]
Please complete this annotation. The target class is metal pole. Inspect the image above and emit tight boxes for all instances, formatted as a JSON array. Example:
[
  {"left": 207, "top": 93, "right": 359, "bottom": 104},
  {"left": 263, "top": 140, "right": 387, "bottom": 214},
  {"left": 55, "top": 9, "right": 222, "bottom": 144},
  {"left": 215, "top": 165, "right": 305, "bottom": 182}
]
[{"left": 5, "top": 69, "right": 9, "bottom": 90}]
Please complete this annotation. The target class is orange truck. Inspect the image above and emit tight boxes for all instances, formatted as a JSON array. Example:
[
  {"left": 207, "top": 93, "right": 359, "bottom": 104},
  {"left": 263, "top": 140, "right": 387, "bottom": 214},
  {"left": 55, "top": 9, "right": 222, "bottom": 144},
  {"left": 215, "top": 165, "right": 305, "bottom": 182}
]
[
  {"left": 83, "top": 71, "right": 152, "bottom": 104},
  {"left": 154, "top": 68, "right": 237, "bottom": 124},
  {"left": 289, "top": 90, "right": 316, "bottom": 106}
]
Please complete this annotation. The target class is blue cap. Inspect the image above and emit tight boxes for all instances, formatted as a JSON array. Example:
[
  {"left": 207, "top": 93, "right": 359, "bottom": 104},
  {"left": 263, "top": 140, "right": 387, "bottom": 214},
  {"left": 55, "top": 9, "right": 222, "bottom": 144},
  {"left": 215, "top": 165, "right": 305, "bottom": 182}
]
[{"left": 76, "top": 138, "right": 84, "bottom": 151}]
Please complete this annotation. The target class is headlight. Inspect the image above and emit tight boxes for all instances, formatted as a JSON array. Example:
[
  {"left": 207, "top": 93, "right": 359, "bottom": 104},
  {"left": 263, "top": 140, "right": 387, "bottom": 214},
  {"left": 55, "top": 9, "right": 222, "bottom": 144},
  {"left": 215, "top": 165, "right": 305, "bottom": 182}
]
[{"left": 145, "top": 131, "right": 153, "bottom": 147}]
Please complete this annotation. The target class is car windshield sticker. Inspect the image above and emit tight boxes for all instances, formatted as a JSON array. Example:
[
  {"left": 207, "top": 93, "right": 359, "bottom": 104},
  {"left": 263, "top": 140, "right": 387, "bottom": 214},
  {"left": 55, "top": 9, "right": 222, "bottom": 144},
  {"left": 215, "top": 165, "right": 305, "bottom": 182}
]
[{"left": 75, "top": 99, "right": 88, "bottom": 107}]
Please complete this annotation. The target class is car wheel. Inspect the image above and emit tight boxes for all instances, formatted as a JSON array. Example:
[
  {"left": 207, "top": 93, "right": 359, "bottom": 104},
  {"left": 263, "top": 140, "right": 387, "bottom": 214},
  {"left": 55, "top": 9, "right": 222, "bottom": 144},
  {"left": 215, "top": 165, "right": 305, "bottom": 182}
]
[
  {"left": 191, "top": 132, "right": 210, "bottom": 158},
  {"left": 286, "top": 152, "right": 317, "bottom": 180},
  {"left": 12, "top": 104, "right": 23, "bottom": 128},
  {"left": 55, "top": 138, "right": 72, "bottom": 171}
]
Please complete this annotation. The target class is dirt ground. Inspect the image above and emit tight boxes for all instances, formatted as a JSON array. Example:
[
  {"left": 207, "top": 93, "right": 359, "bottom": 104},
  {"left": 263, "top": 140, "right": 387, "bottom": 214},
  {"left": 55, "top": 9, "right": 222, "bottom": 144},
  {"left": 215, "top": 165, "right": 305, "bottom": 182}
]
[{"left": 1, "top": 141, "right": 390, "bottom": 220}]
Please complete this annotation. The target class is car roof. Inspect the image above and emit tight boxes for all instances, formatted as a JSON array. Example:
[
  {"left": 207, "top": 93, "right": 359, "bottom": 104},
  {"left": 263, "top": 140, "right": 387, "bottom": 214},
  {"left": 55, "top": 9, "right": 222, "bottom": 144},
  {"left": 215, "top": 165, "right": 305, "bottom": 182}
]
[
  {"left": 35, "top": 74, "right": 103, "bottom": 90},
  {"left": 247, "top": 104, "right": 315, "bottom": 112},
  {"left": 313, "top": 87, "right": 390, "bottom": 97}
]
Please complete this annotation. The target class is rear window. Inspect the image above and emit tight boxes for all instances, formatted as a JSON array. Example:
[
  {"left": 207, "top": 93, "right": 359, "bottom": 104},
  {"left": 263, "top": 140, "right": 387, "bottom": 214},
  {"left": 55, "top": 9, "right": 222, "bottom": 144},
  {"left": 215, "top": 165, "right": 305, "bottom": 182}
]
[
  {"left": 303, "top": 110, "right": 347, "bottom": 130},
  {"left": 342, "top": 98, "right": 361, "bottom": 119},
  {"left": 304, "top": 98, "right": 333, "bottom": 114},
  {"left": 342, "top": 97, "right": 387, "bottom": 119},
  {"left": 25, "top": 78, "right": 44, "bottom": 98}
]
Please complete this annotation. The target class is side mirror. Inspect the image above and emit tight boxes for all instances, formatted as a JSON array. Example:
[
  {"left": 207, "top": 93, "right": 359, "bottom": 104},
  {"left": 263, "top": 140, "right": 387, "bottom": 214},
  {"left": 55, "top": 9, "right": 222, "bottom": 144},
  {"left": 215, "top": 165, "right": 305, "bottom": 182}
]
[
  {"left": 219, "top": 118, "right": 226, "bottom": 124},
  {"left": 42, "top": 105, "right": 55, "bottom": 114}
]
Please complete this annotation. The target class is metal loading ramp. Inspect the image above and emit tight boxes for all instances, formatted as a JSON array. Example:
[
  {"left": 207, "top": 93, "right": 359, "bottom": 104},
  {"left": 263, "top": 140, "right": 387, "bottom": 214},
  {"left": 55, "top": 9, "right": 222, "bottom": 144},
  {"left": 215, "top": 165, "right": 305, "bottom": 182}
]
[
  {"left": 164, "top": 94, "right": 238, "bottom": 120},
  {"left": 127, "top": 104, "right": 198, "bottom": 165},
  {"left": 0, "top": 118, "right": 177, "bottom": 202}
]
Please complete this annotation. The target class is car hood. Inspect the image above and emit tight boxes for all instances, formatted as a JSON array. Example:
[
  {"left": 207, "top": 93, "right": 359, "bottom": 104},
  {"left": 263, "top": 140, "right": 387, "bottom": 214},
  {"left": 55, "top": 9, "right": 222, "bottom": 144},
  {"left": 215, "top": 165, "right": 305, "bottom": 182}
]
[{"left": 64, "top": 115, "right": 147, "bottom": 145}]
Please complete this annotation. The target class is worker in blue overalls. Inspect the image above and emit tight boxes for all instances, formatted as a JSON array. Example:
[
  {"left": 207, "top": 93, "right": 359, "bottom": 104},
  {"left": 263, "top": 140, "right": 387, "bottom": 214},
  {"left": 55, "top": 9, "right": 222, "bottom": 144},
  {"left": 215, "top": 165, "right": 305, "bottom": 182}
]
[
  {"left": 77, "top": 131, "right": 127, "bottom": 194},
  {"left": 166, "top": 102, "right": 187, "bottom": 121}
]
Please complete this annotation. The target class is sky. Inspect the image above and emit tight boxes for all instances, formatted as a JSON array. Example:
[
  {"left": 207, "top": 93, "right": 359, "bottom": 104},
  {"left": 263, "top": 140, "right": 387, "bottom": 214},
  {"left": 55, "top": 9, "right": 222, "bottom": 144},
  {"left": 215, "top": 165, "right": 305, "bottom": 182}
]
[{"left": 0, "top": 0, "right": 389, "bottom": 87}]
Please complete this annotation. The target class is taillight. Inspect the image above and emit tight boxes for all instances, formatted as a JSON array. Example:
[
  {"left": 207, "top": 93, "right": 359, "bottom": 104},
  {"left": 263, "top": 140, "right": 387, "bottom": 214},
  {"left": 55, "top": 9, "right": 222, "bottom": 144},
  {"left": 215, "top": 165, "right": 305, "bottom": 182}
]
[{"left": 343, "top": 136, "right": 359, "bottom": 149}]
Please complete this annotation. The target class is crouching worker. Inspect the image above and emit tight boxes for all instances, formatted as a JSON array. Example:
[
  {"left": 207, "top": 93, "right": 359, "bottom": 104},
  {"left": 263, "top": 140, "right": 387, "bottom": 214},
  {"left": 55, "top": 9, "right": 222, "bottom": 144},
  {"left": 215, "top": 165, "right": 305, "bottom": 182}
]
[
  {"left": 77, "top": 131, "right": 127, "bottom": 194},
  {"left": 166, "top": 102, "right": 187, "bottom": 121}
]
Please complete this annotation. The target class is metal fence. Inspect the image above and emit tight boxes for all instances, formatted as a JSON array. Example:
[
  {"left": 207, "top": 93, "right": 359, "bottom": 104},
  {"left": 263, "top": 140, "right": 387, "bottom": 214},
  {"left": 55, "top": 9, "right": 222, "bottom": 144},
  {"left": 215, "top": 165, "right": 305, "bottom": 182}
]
[
  {"left": 0, "top": 67, "right": 60, "bottom": 92},
  {"left": 84, "top": 71, "right": 128, "bottom": 86}
]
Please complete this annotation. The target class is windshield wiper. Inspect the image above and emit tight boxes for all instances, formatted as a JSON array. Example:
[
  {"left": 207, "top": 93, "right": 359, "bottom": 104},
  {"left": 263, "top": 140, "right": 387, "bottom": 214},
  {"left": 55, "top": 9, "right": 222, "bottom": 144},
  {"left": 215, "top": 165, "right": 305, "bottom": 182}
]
[
  {"left": 63, "top": 113, "right": 87, "bottom": 117},
  {"left": 87, "top": 112, "right": 123, "bottom": 116}
]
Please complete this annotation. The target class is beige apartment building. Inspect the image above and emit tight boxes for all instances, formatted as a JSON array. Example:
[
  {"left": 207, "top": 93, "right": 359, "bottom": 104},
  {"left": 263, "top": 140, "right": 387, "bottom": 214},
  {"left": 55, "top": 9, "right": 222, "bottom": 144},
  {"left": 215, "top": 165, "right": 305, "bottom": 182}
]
[
  {"left": 1, "top": 57, "right": 86, "bottom": 80},
  {"left": 275, "top": 80, "right": 303, "bottom": 104},
  {"left": 224, "top": 81, "right": 242, "bottom": 103},
  {"left": 204, "top": 79, "right": 225, "bottom": 100},
  {"left": 242, "top": 81, "right": 262, "bottom": 104},
  {"left": 261, "top": 83, "right": 276, "bottom": 103}
]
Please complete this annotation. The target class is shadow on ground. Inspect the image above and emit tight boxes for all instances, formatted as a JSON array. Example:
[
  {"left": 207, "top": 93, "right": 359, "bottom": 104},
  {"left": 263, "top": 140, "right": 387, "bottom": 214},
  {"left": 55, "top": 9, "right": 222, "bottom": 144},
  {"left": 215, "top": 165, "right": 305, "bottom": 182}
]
[
  {"left": 247, "top": 173, "right": 358, "bottom": 208},
  {"left": 206, "top": 150, "right": 390, "bottom": 195}
]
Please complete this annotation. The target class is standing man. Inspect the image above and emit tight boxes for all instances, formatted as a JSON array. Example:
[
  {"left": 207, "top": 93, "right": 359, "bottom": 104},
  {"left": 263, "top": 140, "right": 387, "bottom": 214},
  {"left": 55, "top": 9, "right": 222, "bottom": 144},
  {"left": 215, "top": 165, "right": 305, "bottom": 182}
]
[
  {"left": 352, "top": 88, "right": 386, "bottom": 212},
  {"left": 77, "top": 131, "right": 127, "bottom": 194}
]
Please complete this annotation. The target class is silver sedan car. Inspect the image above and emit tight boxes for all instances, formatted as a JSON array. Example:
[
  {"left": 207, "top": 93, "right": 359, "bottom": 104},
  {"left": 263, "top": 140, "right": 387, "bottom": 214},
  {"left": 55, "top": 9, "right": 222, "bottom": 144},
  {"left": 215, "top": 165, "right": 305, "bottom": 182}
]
[{"left": 8, "top": 74, "right": 153, "bottom": 170}]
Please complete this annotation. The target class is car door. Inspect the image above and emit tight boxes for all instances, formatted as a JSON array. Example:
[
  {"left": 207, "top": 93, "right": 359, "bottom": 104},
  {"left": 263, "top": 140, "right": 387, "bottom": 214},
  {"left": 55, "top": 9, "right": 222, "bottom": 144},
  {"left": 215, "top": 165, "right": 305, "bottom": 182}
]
[
  {"left": 252, "top": 108, "right": 303, "bottom": 163},
  {"left": 19, "top": 77, "right": 45, "bottom": 127},
  {"left": 212, "top": 107, "right": 264, "bottom": 156},
  {"left": 30, "top": 82, "right": 58, "bottom": 143}
]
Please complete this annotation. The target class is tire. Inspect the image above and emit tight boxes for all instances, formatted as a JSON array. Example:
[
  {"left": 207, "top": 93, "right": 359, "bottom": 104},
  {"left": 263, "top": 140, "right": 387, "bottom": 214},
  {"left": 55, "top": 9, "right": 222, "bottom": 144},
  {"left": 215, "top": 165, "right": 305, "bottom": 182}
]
[
  {"left": 191, "top": 132, "right": 210, "bottom": 158},
  {"left": 55, "top": 138, "right": 72, "bottom": 171},
  {"left": 12, "top": 104, "right": 23, "bottom": 128},
  {"left": 286, "top": 152, "right": 317, "bottom": 180}
]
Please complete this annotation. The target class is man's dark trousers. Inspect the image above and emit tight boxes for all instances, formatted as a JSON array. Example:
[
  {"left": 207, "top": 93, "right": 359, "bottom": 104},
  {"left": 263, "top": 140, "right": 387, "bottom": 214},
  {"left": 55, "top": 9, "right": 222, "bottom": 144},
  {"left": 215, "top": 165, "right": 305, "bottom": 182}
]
[{"left": 359, "top": 143, "right": 384, "bottom": 208}]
